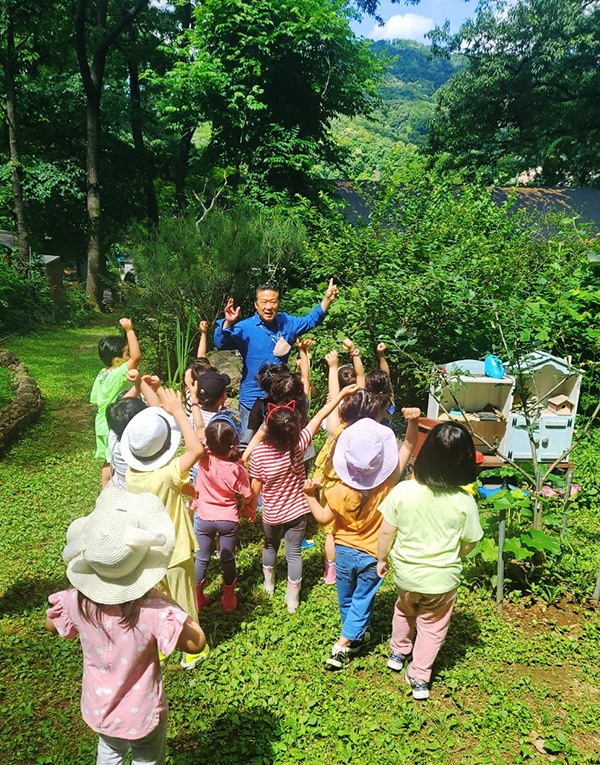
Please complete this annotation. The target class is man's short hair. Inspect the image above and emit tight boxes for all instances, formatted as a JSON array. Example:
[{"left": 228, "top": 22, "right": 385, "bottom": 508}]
[{"left": 255, "top": 282, "right": 280, "bottom": 298}]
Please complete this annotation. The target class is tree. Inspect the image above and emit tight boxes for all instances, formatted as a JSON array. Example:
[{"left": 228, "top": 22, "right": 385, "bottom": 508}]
[
  {"left": 427, "top": 0, "right": 600, "bottom": 186},
  {"left": 167, "top": 0, "right": 380, "bottom": 199},
  {"left": 74, "top": 0, "right": 149, "bottom": 306},
  {"left": 0, "top": 1, "right": 41, "bottom": 267}
]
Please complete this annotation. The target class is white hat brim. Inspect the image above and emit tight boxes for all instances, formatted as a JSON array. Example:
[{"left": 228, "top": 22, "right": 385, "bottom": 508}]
[
  {"left": 333, "top": 418, "right": 399, "bottom": 491},
  {"left": 65, "top": 488, "right": 175, "bottom": 604},
  {"left": 120, "top": 407, "right": 181, "bottom": 472}
]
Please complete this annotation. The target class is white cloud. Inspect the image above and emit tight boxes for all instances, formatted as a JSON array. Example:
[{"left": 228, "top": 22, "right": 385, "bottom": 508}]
[{"left": 367, "top": 13, "right": 435, "bottom": 43}]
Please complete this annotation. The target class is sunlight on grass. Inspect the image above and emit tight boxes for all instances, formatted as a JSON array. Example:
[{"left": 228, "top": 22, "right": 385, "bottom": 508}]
[{"left": 1, "top": 319, "right": 599, "bottom": 764}]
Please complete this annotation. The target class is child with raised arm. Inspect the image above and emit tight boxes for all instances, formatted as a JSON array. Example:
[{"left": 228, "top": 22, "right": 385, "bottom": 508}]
[
  {"left": 106, "top": 371, "right": 163, "bottom": 490},
  {"left": 304, "top": 408, "right": 420, "bottom": 670},
  {"left": 377, "top": 422, "right": 483, "bottom": 700},
  {"left": 192, "top": 410, "right": 252, "bottom": 614},
  {"left": 90, "top": 317, "right": 141, "bottom": 486},
  {"left": 46, "top": 488, "right": 205, "bottom": 765},
  {"left": 249, "top": 384, "right": 359, "bottom": 613},
  {"left": 121, "top": 388, "right": 208, "bottom": 669}
]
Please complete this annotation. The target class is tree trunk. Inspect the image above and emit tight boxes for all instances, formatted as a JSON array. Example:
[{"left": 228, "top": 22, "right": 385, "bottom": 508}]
[
  {"left": 127, "top": 31, "right": 159, "bottom": 228},
  {"left": 84, "top": 87, "right": 103, "bottom": 306},
  {"left": 75, "top": 0, "right": 150, "bottom": 308},
  {"left": 5, "top": 14, "right": 31, "bottom": 269}
]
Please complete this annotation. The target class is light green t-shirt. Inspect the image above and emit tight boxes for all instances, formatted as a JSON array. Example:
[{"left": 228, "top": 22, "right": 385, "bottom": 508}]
[
  {"left": 379, "top": 479, "right": 483, "bottom": 594},
  {"left": 90, "top": 362, "right": 130, "bottom": 460}
]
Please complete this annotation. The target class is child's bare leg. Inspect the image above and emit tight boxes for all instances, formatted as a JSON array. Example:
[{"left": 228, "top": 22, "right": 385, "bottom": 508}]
[{"left": 101, "top": 463, "right": 111, "bottom": 487}]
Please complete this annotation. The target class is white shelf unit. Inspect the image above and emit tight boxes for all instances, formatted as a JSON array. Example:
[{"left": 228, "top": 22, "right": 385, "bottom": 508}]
[
  {"left": 505, "top": 352, "right": 582, "bottom": 462},
  {"left": 427, "top": 363, "right": 515, "bottom": 454}
]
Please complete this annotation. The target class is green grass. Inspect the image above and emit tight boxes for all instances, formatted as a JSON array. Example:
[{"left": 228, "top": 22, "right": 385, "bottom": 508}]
[
  {"left": 0, "top": 366, "right": 12, "bottom": 409},
  {"left": 1, "top": 318, "right": 600, "bottom": 764}
]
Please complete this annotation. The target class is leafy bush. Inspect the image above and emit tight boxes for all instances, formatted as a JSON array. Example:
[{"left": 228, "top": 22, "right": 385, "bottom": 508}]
[
  {"left": 284, "top": 155, "right": 599, "bottom": 412},
  {"left": 0, "top": 259, "right": 53, "bottom": 338},
  {"left": 124, "top": 204, "right": 307, "bottom": 379}
]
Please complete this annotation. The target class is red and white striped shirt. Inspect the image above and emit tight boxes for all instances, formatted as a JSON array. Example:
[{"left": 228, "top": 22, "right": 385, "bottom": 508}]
[{"left": 249, "top": 428, "right": 312, "bottom": 525}]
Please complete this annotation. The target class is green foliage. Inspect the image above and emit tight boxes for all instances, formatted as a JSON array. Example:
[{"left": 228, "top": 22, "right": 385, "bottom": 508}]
[
  {"left": 329, "top": 39, "right": 463, "bottom": 179},
  {"left": 160, "top": 0, "right": 379, "bottom": 197},
  {"left": 285, "top": 154, "right": 598, "bottom": 410},
  {"left": 2, "top": 320, "right": 600, "bottom": 765},
  {"left": 0, "top": 259, "right": 53, "bottom": 337},
  {"left": 428, "top": 0, "right": 600, "bottom": 185},
  {"left": 125, "top": 204, "right": 307, "bottom": 377}
]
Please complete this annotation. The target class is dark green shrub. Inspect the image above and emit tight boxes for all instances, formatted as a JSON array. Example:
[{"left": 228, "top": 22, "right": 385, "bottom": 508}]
[
  {"left": 0, "top": 259, "right": 53, "bottom": 338},
  {"left": 124, "top": 204, "right": 306, "bottom": 379}
]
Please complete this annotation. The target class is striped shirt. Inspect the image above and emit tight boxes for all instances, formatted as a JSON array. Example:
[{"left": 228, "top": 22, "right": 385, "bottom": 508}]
[{"left": 249, "top": 427, "right": 312, "bottom": 525}]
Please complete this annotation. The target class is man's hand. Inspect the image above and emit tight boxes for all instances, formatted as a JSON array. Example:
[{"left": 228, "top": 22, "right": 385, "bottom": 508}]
[
  {"left": 325, "top": 349, "right": 338, "bottom": 367},
  {"left": 119, "top": 317, "right": 134, "bottom": 332},
  {"left": 223, "top": 298, "right": 241, "bottom": 328},
  {"left": 199, "top": 320, "right": 209, "bottom": 334},
  {"left": 321, "top": 278, "right": 339, "bottom": 312}
]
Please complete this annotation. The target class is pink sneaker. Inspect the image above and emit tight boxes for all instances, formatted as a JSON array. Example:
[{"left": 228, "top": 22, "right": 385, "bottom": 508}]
[{"left": 323, "top": 561, "right": 336, "bottom": 585}]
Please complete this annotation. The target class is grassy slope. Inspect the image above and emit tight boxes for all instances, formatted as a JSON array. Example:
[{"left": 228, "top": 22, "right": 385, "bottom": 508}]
[{"left": 1, "top": 320, "right": 599, "bottom": 764}]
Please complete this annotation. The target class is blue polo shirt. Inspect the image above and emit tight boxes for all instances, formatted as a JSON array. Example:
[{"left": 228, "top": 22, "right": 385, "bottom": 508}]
[{"left": 213, "top": 305, "right": 325, "bottom": 409}]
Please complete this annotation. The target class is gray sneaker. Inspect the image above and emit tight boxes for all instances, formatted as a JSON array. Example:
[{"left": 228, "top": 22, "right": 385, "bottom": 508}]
[
  {"left": 405, "top": 666, "right": 430, "bottom": 700},
  {"left": 387, "top": 651, "right": 409, "bottom": 671}
]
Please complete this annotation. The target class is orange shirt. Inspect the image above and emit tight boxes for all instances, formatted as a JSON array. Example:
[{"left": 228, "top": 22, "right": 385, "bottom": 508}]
[{"left": 325, "top": 475, "right": 397, "bottom": 558}]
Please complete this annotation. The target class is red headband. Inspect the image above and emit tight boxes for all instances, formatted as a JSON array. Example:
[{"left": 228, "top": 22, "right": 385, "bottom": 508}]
[{"left": 266, "top": 400, "right": 297, "bottom": 421}]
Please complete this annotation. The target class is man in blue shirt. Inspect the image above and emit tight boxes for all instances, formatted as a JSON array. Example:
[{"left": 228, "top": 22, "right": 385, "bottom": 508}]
[{"left": 214, "top": 280, "right": 339, "bottom": 443}]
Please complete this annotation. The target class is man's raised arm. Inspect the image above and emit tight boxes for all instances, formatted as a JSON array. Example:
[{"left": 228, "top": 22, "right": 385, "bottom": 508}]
[{"left": 214, "top": 297, "right": 242, "bottom": 350}]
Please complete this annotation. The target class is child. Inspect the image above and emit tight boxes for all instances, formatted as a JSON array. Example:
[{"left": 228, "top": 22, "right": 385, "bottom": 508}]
[
  {"left": 366, "top": 368, "right": 395, "bottom": 423},
  {"left": 46, "top": 488, "right": 206, "bottom": 765},
  {"left": 249, "top": 384, "right": 359, "bottom": 613},
  {"left": 90, "top": 318, "right": 141, "bottom": 486},
  {"left": 192, "top": 410, "right": 253, "bottom": 613},
  {"left": 313, "top": 388, "right": 380, "bottom": 585},
  {"left": 182, "top": 319, "right": 216, "bottom": 424},
  {"left": 195, "top": 369, "right": 231, "bottom": 427},
  {"left": 121, "top": 388, "right": 207, "bottom": 669},
  {"left": 106, "top": 372, "right": 162, "bottom": 490},
  {"left": 377, "top": 421, "right": 483, "bottom": 700},
  {"left": 304, "top": 409, "right": 420, "bottom": 670}
]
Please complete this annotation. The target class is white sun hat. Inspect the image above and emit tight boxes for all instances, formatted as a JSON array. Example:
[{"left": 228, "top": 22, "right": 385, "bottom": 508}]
[
  {"left": 63, "top": 488, "right": 175, "bottom": 604},
  {"left": 120, "top": 406, "right": 181, "bottom": 472},
  {"left": 333, "top": 418, "right": 399, "bottom": 490}
]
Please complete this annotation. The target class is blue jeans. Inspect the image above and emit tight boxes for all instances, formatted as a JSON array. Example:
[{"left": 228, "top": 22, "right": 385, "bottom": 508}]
[
  {"left": 335, "top": 544, "right": 383, "bottom": 643},
  {"left": 238, "top": 402, "right": 255, "bottom": 447}
]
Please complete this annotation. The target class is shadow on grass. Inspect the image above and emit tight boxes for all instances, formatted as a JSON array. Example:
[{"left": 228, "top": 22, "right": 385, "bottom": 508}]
[
  {"left": 0, "top": 576, "right": 69, "bottom": 616},
  {"left": 170, "top": 706, "right": 282, "bottom": 765}
]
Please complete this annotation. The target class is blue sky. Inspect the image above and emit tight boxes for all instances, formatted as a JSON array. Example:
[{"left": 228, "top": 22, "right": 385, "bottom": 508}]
[{"left": 351, "top": 0, "right": 478, "bottom": 43}]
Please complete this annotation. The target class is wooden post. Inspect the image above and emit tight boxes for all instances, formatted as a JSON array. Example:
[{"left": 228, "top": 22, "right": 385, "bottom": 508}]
[{"left": 496, "top": 505, "right": 506, "bottom": 610}]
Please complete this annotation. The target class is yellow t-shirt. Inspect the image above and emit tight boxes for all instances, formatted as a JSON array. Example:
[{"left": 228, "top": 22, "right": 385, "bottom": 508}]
[
  {"left": 313, "top": 423, "right": 346, "bottom": 493},
  {"left": 325, "top": 475, "right": 397, "bottom": 558},
  {"left": 379, "top": 479, "right": 483, "bottom": 594},
  {"left": 126, "top": 459, "right": 198, "bottom": 568}
]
